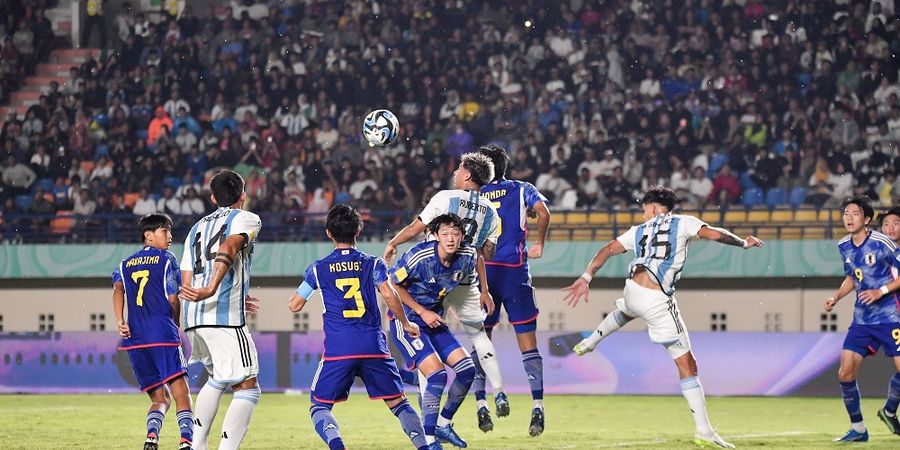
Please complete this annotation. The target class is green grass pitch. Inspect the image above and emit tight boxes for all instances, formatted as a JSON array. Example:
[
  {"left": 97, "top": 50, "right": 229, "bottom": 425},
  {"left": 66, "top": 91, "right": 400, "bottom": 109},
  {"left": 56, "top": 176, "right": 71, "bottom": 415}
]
[{"left": 0, "top": 394, "right": 897, "bottom": 449}]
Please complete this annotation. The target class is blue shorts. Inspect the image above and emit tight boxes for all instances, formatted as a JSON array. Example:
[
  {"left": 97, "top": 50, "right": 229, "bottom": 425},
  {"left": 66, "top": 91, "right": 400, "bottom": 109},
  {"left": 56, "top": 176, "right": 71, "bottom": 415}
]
[
  {"left": 126, "top": 345, "right": 187, "bottom": 392},
  {"left": 310, "top": 357, "right": 404, "bottom": 404},
  {"left": 389, "top": 319, "right": 462, "bottom": 370},
  {"left": 843, "top": 323, "right": 900, "bottom": 357},
  {"left": 484, "top": 264, "right": 539, "bottom": 333}
]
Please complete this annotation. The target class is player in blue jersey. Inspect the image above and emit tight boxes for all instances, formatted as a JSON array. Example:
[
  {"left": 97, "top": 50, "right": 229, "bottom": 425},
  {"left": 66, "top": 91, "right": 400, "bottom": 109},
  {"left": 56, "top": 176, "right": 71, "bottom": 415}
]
[
  {"left": 389, "top": 214, "right": 479, "bottom": 449},
  {"left": 286, "top": 205, "right": 430, "bottom": 450},
  {"left": 179, "top": 171, "right": 262, "bottom": 450},
  {"left": 112, "top": 213, "right": 194, "bottom": 450},
  {"left": 476, "top": 144, "right": 550, "bottom": 436},
  {"left": 562, "top": 186, "right": 763, "bottom": 448},
  {"left": 824, "top": 197, "right": 900, "bottom": 442}
]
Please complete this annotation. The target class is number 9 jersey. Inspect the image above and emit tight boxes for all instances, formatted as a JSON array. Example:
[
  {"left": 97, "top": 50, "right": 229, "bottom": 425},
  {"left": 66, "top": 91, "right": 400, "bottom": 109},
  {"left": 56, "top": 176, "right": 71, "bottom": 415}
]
[
  {"left": 838, "top": 230, "right": 900, "bottom": 325},
  {"left": 301, "top": 248, "right": 393, "bottom": 359},
  {"left": 180, "top": 207, "right": 262, "bottom": 330},
  {"left": 617, "top": 213, "right": 706, "bottom": 296}
]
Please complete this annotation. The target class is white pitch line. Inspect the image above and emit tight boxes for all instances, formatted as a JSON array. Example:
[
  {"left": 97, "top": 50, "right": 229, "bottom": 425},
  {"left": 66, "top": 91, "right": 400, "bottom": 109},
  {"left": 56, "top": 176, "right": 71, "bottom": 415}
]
[
  {"left": 591, "top": 438, "right": 671, "bottom": 448},
  {"left": 581, "top": 431, "right": 815, "bottom": 448},
  {"left": 730, "top": 431, "right": 814, "bottom": 439}
]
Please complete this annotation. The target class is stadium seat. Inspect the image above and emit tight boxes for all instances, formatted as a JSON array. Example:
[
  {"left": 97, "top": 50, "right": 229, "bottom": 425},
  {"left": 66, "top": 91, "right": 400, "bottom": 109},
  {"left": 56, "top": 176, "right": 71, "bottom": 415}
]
[
  {"left": 588, "top": 212, "right": 610, "bottom": 225},
  {"left": 747, "top": 210, "right": 770, "bottom": 223},
  {"left": 765, "top": 188, "right": 786, "bottom": 209},
  {"left": 122, "top": 192, "right": 140, "bottom": 208},
  {"left": 162, "top": 177, "right": 183, "bottom": 190},
  {"left": 818, "top": 209, "right": 840, "bottom": 223},
  {"left": 739, "top": 171, "right": 759, "bottom": 190},
  {"left": 789, "top": 187, "right": 807, "bottom": 208},
  {"left": 708, "top": 153, "right": 729, "bottom": 178},
  {"left": 14, "top": 194, "right": 33, "bottom": 211},
  {"left": 723, "top": 210, "right": 747, "bottom": 224},
  {"left": 700, "top": 209, "right": 721, "bottom": 225},
  {"left": 794, "top": 209, "right": 817, "bottom": 222},
  {"left": 50, "top": 211, "right": 75, "bottom": 234},
  {"left": 593, "top": 229, "right": 615, "bottom": 241},
  {"left": 741, "top": 188, "right": 764, "bottom": 208},
  {"left": 803, "top": 227, "right": 827, "bottom": 239},
  {"left": 565, "top": 212, "right": 588, "bottom": 225},
  {"left": 571, "top": 229, "right": 594, "bottom": 241},
  {"left": 831, "top": 226, "right": 846, "bottom": 239},
  {"left": 613, "top": 210, "right": 634, "bottom": 226},
  {"left": 79, "top": 160, "right": 95, "bottom": 175},
  {"left": 756, "top": 226, "right": 779, "bottom": 240},
  {"left": 779, "top": 227, "right": 803, "bottom": 239},
  {"left": 549, "top": 229, "right": 571, "bottom": 240},
  {"left": 769, "top": 209, "right": 793, "bottom": 223},
  {"left": 34, "top": 178, "right": 54, "bottom": 193}
]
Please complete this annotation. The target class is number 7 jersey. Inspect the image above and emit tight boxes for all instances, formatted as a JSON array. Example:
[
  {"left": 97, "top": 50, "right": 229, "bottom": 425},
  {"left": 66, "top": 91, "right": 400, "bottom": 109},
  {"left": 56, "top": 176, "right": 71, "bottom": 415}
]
[
  {"left": 180, "top": 207, "right": 262, "bottom": 330},
  {"left": 616, "top": 213, "right": 706, "bottom": 295}
]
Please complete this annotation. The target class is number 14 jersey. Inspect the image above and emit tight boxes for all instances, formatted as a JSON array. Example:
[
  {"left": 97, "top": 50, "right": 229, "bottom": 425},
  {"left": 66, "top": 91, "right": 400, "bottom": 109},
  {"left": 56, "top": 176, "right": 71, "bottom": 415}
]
[
  {"left": 616, "top": 213, "right": 706, "bottom": 296},
  {"left": 302, "top": 248, "right": 392, "bottom": 359}
]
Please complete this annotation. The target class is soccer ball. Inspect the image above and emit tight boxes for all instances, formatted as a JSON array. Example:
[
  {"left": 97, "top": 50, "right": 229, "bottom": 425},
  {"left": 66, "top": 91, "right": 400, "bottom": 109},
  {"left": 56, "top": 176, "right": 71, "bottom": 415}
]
[{"left": 362, "top": 109, "right": 399, "bottom": 147}]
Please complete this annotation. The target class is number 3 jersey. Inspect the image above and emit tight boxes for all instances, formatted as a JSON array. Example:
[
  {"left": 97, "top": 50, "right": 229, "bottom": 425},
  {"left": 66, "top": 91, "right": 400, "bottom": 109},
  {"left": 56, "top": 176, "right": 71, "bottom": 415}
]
[
  {"left": 616, "top": 213, "right": 706, "bottom": 296},
  {"left": 180, "top": 207, "right": 262, "bottom": 330},
  {"left": 838, "top": 231, "right": 900, "bottom": 325},
  {"left": 112, "top": 246, "right": 182, "bottom": 348},
  {"left": 302, "top": 248, "right": 392, "bottom": 359}
]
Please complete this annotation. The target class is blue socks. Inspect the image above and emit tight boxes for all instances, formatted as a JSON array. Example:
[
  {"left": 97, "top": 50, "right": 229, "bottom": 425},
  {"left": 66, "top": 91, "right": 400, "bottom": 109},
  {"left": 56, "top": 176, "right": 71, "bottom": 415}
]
[
  {"left": 310, "top": 404, "right": 344, "bottom": 450},
  {"left": 390, "top": 398, "right": 428, "bottom": 450},
  {"left": 439, "top": 358, "right": 476, "bottom": 424},
  {"left": 176, "top": 409, "right": 193, "bottom": 443},
  {"left": 423, "top": 369, "right": 447, "bottom": 438},
  {"left": 522, "top": 349, "right": 544, "bottom": 404},
  {"left": 841, "top": 380, "right": 864, "bottom": 424},
  {"left": 146, "top": 409, "right": 165, "bottom": 437},
  {"left": 886, "top": 373, "right": 900, "bottom": 415}
]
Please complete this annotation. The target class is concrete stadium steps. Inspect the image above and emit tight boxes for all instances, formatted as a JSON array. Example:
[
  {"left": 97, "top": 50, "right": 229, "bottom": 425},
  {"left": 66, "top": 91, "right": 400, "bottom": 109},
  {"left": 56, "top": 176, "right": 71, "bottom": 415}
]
[{"left": 2, "top": 48, "right": 97, "bottom": 126}]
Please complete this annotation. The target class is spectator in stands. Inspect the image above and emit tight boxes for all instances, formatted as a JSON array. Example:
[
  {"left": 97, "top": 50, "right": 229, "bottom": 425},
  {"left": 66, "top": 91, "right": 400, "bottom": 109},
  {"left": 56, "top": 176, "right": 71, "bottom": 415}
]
[
  {"left": 157, "top": 186, "right": 181, "bottom": 217},
  {"left": 180, "top": 188, "right": 205, "bottom": 216},
  {"left": 709, "top": 165, "right": 741, "bottom": 207},
  {"left": 2, "top": 154, "right": 36, "bottom": 197},
  {"left": 81, "top": 0, "right": 107, "bottom": 48},
  {"left": 688, "top": 167, "right": 713, "bottom": 209},
  {"left": 147, "top": 107, "right": 173, "bottom": 146},
  {"left": 132, "top": 189, "right": 157, "bottom": 216}
]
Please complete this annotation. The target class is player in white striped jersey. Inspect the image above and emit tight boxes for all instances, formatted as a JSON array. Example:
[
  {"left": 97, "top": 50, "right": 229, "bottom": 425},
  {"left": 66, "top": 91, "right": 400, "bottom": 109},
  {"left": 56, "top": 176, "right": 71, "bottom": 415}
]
[
  {"left": 562, "top": 186, "right": 763, "bottom": 449},
  {"left": 383, "top": 152, "right": 511, "bottom": 415},
  {"left": 179, "top": 171, "right": 262, "bottom": 450}
]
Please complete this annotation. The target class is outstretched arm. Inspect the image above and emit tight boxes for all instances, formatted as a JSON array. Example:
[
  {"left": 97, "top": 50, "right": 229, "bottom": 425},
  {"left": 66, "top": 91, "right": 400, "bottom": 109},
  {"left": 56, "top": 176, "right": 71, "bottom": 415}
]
[
  {"left": 697, "top": 225, "right": 764, "bottom": 248},
  {"left": 383, "top": 219, "right": 428, "bottom": 264},
  {"left": 180, "top": 234, "right": 247, "bottom": 301},
  {"left": 562, "top": 239, "right": 627, "bottom": 307},
  {"left": 824, "top": 275, "right": 857, "bottom": 311},
  {"left": 528, "top": 202, "right": 550, "bottom": 259}
]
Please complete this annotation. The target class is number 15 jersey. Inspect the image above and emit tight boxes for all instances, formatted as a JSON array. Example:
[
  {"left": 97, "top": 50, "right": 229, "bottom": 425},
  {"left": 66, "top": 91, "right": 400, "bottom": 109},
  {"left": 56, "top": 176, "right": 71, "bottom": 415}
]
[
  {"left": 302, "top": 248, "right": 392, "bottom": 359},
  {"left": 180, "top": 207, "right": 262, "bottom": 330},
  {"left": 616, "top": 213, "right": 706, "bottom": 296}
]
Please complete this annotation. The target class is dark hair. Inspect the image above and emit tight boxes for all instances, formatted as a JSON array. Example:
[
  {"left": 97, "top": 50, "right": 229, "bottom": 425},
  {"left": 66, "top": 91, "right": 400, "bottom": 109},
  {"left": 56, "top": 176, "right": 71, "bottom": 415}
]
[
  {"left": 427, "top": 213, "right": 464, "bottom": 235},
  {"left": 478, "top": 144, "right": 509, "bottom": 181},
  {"left": 210, "top": 170, "right": 245, "bottom": 207},
  {"left": 641, "top": 186, "right": 676, "bottom": 211},
  {"left": 842, "top": 195, "right": 874, "bottom": 220},
  {"left": 885, "top": 206, "right": 900, "bottom": 220},
  {"left": 139, "top": 213, "right": 173, "bottom": 242},
  {"left": 325, "top": 204, "right": 362, "bottom": 244},
  {"left": 460, "top": 152, "right": 495, "bottom": 187}
]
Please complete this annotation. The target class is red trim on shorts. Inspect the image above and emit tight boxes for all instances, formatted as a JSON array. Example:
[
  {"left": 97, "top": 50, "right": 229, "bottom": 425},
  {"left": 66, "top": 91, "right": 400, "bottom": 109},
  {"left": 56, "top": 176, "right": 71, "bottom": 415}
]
[
  {"left": 323, "top": 354, "right": 391, "bottom": 361},
  {"left": 485, "top": 260, "right": 524, "bottom": 268},
  {"left": 312, "top": 395, "right": 347, "bottom": 405},
  {"left": 118, "top": 342, "right": 181, "bottom": 351},
  {"left": 369, "top": 393, "right": 403, "bottom": 401},
  {"left": 509, "top": 312, "right": 539, "bottom": 325},
  {"left": 142, "top": 370, "right": 187, "bottom": 393}
]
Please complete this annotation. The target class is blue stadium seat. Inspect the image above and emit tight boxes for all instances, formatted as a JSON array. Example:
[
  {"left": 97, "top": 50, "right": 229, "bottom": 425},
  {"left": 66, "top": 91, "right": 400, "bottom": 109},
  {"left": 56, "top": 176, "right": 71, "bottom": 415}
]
[
  {"left": 708, "top": 153, "right": 729, "bottom": 178},
  {"left": 789, "top": 187, "right": 807, "bottom": 208},
  {"left": 739, "top": 171, "right": 759, "bottom": 190},
  {"left": 15, "top": 194, "right": 33, "bottom": 211},
  {"left": 34, "top": 178, "right": 54, "bottom": 193},
  {"left": 163, "top": 177, "right": 183, "bottom": 190},
  {"left": 765, "top": 187, "right": 786, "bottom": 209},
  {"left": 741, "top": 188, "right": 764, "bottom": 208}
]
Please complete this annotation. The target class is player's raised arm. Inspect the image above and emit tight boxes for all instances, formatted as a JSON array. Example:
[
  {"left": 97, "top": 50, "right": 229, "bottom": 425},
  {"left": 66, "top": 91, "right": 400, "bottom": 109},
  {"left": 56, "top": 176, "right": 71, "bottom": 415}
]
[
  {"left": 562, "top": 239, "right": 627, "bottom": 307},
  {"left": 180, "top": 233, "right": 247, "bottom": 301},
  {"left": 697, "top": 225, "right": 764, "bottom": 249},
  {"left": 378, "top": 278, "right": 420, "bottom": 338},
  {"left": 383, "top": 219, "right": 428, "bottom": 264},
  {"left": 528, "top": 201, "right": 550, "bottom": 259}
]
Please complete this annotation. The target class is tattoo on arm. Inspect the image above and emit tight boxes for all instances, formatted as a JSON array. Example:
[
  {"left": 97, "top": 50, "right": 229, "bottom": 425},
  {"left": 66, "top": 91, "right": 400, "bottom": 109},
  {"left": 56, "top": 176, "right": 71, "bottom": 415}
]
[
  {"left": 710, "top": 227, "right": 745, "bottom": 247},
  {"left": 215, "top": 254, "right": 235, "bottom": 267}
]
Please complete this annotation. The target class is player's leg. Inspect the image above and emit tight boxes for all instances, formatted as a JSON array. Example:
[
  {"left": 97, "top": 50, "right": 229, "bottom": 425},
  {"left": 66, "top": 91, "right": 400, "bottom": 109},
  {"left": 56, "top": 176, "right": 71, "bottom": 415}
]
[
  {"left": 834, "top": 325, "right": 873, "bottom": 441},
  {"left": 168, "top": 375, "right": 195, "bottom": 450},
  {"left": 188, "top": 329, "right": 226, "bottom": 450},
  {"left": 129, "top": 346, "right": 187, "bottom": 450},
  {"left": 308, "top": 359, "right": 355, "bottom": 450},
  {"left": 390, "top": 318, "right": 445, "bottom": 447},
  {"left": 450, "top": 283, "right": 506, "bottom": 413},
  {"left": 434, "top": 334, "right": 476, "bottom": 448},
  {"left": 574, "top": 298, "right": 634, "bottom": 355},
  {"left": 471, "top": 287, "right": 503, "bottom": 428},
  {"left": 219, "top": 326, "right": 261, "bottom": 450},
  {"left": 502, "top": 271, "right": 545, "bottom": 436},
  {"left": 365, "top": 358, "right": 429, "bottom": 450},
  {"left": 144, "top": 385, "right": 171, "bottom": 450},
  {"left": 875, "top": 324, "right": 900, "bottom": 435}
]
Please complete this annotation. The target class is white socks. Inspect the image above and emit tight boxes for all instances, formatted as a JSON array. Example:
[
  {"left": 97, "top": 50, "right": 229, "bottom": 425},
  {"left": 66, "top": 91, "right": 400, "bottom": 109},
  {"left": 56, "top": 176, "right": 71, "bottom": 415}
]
[
  {"left": 193, "top": 379, "right": 227, "bottom": 450},
  {"left": 680, "top": 376, "right": 713, "bottom": 436},
  {"left": 584, "top": 309, "right": 632, "bottom": 349},
  {"left": 466, "top": 324, "right": 503, "bottom": 392},
  {"left": 219, "top": 386, "right": 261, "bottom": 450}
]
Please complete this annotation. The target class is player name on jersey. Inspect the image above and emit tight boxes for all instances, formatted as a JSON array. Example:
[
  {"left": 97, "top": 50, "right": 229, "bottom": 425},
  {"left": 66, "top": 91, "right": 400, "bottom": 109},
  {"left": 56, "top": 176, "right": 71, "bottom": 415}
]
[
  {"left": 481, "top": 189, "right": 506, "bottom": 200},
  {"left": 328, "top": 261, "right": 361, "bottom": 272},
  {"left": 125, "top": 255, "right": 161, "bottom": 267},
  {"left": 459, "top": 198, "right": 489, "bottom": 214}
]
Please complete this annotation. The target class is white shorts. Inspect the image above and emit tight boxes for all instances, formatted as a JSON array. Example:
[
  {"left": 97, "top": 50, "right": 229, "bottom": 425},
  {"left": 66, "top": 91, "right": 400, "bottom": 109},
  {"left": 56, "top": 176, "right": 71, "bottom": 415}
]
[
  {"left": 443, "top": 282, "right": 487, "bottom": 327},
  {"left": 618, "top": 279, "right": 691, "bottom": 359},
  {"left": 188, "top": 325, "right": 259, "bottom": 384}
]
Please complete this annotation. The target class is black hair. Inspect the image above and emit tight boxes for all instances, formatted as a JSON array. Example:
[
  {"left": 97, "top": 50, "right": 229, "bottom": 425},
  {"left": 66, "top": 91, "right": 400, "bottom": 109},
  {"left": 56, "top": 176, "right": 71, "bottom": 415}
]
[
  {"left": 641, "top": 185, "right": 676, "bottom": 211},
  {"left": 460, "top": 152, "right": 495, "bottom": 187},
  {"left": 842, "top": 195, "right": 875, "bottom": 220},
  {"left": 326, "top": 204, "right": 362, "bottom": 244},
  {"left": 139, "top": 213, "right": 173, "bottom": 242},
  {"left": 427, "top": 213, "right": 464, "bottom": 235},
  {"left": 210, "top": 170, "right": 245, "bottom": 207},
  {"left": 477, "top": 144, "right": 509, "bottom": 181},
  {"left": 884, "top": 206, "right": 900, "bottom": 220}
]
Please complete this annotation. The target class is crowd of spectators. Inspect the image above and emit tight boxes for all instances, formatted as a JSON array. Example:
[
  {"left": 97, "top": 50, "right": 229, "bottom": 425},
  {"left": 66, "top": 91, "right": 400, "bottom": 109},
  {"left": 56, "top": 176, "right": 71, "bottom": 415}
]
[{"left": 1, "top": 0, "right": 899, "bottom": 243}]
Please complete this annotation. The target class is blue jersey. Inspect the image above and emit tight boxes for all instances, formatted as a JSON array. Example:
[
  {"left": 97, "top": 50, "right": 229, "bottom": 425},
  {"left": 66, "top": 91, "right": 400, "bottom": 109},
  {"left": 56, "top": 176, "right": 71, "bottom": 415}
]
[
  {"left": 481, "top": 179, "right": 548, "bottom": 267},
  {"left": 838, "top": 231, "right": 900, "bottom": 325},
  {"left": 302, "top": 248, "right": 391, "bottom": 359},
  {"left": 388, "top": 241, "right": 477, "bottom": 327},
  {"left": 112, "top": 246, "right": 182, "bottom": 349}
]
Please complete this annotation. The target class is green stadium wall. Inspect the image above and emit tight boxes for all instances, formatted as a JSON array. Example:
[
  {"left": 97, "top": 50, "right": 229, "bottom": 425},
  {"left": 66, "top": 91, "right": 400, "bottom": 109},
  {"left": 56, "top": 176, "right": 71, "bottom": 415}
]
[{"left": 0, "top": 240, "right": 841, "bottom": 279}]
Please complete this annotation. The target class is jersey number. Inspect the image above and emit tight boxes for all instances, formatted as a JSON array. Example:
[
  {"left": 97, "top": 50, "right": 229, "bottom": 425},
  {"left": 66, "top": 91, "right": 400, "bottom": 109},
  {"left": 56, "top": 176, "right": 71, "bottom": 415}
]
[
  {"left": 193, "top": 224, "right": 228, "bottom": 273},
  {"left": 336, "top": 278, "right": 366, "bottom": 318},
  {"left": 461, "top": 218, "right": 478, "bottom": 244},
  {"left": 854, "top": 268, "right": 864, "bottom": 282},
  {"left": 638, "top": 230, "right": 672, "bottom": 260},
  {"left": 131, "top": 270, "right": 150, "bottom": 306},
  {"left": 893, "top": 328, "right": 900, "bottom": 346},
  {"left": 492, "top": 201, "right": 503, "bottom": 238}
]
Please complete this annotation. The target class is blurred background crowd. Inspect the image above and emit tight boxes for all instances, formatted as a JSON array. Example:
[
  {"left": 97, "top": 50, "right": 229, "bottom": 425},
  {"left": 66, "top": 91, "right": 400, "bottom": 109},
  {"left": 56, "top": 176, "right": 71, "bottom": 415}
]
[{"left": 0, "top": 0, "right": 899, "bottom": 242}]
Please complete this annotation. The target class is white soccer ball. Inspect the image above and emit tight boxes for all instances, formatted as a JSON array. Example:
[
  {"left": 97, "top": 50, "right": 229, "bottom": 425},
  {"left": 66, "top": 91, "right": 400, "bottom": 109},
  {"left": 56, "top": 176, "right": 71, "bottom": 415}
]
[{"left": 362, "top": 109, "right": 400, "bottom": 147}]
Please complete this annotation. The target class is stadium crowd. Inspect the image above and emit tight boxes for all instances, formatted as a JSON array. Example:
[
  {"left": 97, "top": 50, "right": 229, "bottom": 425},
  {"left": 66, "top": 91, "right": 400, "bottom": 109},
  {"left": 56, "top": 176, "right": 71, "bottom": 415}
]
[{"left": 1, "top": 0, "right": 899, "bottom": 242}]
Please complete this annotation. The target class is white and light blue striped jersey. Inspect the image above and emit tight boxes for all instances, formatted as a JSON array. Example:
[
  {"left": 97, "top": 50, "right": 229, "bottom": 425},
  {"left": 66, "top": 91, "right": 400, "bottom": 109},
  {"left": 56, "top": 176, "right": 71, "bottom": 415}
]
[
  {"left": 418, "top": 189, "right": 499, "bottom": 249},
  {"left": 616, "top": 213, "right": 706, "bottom": 295},
  {"left": 180, "top": 207, "right": 261, "bottom": 330}
]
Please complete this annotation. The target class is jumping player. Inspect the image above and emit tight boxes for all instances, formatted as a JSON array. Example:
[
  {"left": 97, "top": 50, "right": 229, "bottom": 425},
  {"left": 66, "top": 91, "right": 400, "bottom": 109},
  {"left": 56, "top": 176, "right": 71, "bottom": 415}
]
[{"left": 113, "top": 213, "right": 194, "bottom": 450}]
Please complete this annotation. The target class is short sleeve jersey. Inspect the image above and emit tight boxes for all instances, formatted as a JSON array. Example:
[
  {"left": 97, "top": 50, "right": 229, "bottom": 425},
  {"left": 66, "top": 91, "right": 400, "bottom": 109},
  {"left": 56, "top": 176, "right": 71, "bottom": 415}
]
[
  {"left": 838, "top": 231, "right": 900, "bottom": 325},
  {"left": 616, "top": 213, "right": 706, "bottom": 295},
  {"left": 113, "top": 246, "right": 182, "bottom": 349}
]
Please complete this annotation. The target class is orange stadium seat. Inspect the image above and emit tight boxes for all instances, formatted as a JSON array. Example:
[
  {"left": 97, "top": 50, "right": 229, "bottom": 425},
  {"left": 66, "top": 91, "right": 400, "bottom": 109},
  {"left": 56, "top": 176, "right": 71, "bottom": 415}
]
[
  {"left": 770, "top": 209, "right": 793, "bottom": 223},
  {"left": 565, "top": 212, "right": 588, "bottom": 225},
  {"left": 50, "top": 211, "right": 75, "bottom": 234},
  {"left": 700, "top": 209, "right": 721, "bottom": 225},
  {"left": 122, "top": 192, "right": 140, "bottom": 208},
  {"left": 747, "top": 210, "right": 770, "bottom": 223},
  {"left": 571, "top": 229, "right": 594, "bottom": 241},
  {"left": 779, "top": 227, "right": 803, "bottom": 239},
  {"left": 550, "top": 212, "right": 567, "bottom": 226},
  {"left": 802, "top": 227, "right": 827, "bottom": 239},
  {"left": 79, "top": 160, "right": 95, "bottom": 174},
  {"left": 818, "top": 209, "right": 840, "bottom": 223},
  {"left": 794, "top": 209, "right": 817, "bottom": 222},
  {"left": 723, "top": 210, "right": 747, "bottom": 224},
  {"left": 593, "top": 229, "right": 615, "bottom": 241},
  {"left": 549, "top": 228, "right": 571, "bottom": 240},
  {"left": 588, "top": 212, "right": 610, "bottom": 225},
  {"left": 613, "top": 210, "right": 634, "bottom": 226}
]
